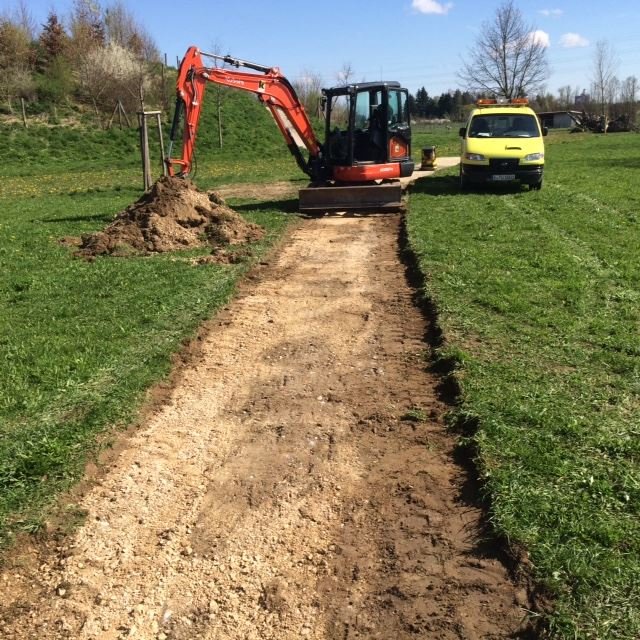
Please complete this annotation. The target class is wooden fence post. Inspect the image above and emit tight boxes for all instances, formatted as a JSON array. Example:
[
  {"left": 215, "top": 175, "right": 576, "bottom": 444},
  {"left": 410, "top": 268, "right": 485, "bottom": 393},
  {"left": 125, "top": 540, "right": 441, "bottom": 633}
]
[
  {"left": 138, "top": 112, "right": 152, "bottom": 191},
  {"left": 120, "top": 101, "right": 131, "bottom": 128},
  {"left": 155, "top": 112, "right": 167, "bottom": 177},
  {"left": 107, "top": 102, "right": 119, "bottom": 130},
  {"left": 161, "top": 53, "right": 169, "bottom": 116},
  {"left": 138, "top": 110, "right": 167, "bottom": 188},
  {"left": 20, "top": 98, "right": 27, "bottom": 128}
]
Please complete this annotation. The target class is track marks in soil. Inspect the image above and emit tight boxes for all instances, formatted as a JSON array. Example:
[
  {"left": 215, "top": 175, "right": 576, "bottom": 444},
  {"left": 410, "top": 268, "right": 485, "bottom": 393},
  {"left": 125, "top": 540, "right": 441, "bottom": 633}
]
[{"left": 0, "top": 214, "right": 531, "bottom": 639}]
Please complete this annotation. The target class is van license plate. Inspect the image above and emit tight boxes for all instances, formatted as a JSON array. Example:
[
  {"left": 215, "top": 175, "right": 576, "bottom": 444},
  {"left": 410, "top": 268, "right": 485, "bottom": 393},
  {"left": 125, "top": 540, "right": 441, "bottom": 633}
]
[{"left": 492, "top": 174, "right": 515, "bottom": 181}]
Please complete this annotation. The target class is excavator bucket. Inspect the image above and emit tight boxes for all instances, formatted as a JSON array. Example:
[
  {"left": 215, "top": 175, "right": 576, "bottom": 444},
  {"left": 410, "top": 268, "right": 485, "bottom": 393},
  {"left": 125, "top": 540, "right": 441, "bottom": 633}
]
[{"left": 298, "top": 183, "right": 403, "bottom": 213}]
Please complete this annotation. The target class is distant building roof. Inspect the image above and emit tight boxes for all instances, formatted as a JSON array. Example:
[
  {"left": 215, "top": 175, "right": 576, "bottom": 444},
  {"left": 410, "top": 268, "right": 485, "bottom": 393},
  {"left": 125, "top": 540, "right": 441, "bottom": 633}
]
[{"left": 536, "top": 110, "right": 582, "bottom": 117}]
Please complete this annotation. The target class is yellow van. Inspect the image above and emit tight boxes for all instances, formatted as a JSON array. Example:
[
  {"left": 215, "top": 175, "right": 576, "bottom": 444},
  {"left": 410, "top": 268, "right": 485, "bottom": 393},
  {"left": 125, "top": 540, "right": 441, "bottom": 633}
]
[{"left": 459, "top": 98, "right": 547, "bottom": 190}]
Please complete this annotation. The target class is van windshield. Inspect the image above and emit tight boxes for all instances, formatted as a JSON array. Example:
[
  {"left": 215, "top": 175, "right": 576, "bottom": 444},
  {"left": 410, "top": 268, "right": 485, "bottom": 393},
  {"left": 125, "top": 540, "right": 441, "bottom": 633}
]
[{"left": 469, "top": 114, "right": 540, "bottom": 138}]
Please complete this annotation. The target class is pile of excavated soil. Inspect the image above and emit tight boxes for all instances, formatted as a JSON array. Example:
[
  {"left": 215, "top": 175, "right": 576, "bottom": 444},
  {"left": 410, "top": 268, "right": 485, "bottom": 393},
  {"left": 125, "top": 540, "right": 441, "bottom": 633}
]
[{"left": 76, "top": 176, "right": 265, "bottom": 257}]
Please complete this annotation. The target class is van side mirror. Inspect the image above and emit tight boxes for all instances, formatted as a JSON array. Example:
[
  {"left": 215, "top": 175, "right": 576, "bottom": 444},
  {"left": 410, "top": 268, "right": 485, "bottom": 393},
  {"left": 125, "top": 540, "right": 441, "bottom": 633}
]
[
  {"left": 542, "top": 126, "right": 548, "bottom": 136},
  {"left": 459, "top": 126, "right": 466, "bottom": 137}
]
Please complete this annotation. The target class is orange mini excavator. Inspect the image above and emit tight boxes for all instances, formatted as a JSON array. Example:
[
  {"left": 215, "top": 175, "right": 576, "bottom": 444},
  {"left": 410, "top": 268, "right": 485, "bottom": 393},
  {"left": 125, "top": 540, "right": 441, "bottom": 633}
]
[{"left": 165, "top": 46, "right": 414, "bottom": 211}]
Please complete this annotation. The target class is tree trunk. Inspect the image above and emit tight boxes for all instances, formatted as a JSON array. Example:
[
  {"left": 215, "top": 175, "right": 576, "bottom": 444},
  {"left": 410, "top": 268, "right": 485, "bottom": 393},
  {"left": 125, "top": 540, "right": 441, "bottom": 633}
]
[{"left": 139, "top": 85, "right": 145, "bottom": 114}]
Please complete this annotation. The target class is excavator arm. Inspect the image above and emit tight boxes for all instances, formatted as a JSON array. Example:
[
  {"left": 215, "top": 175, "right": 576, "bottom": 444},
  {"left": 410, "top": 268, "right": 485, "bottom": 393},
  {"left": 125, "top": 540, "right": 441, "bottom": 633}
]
[{"left": 165, "top": 46, "right": 322, "bottom": 179}]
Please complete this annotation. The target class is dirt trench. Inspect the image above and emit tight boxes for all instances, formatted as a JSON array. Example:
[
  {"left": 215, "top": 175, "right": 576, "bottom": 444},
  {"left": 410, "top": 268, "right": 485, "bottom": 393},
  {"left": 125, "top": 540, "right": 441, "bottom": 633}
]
[{"left": 0, "top": 212, "right": 532, "bottom": 639}]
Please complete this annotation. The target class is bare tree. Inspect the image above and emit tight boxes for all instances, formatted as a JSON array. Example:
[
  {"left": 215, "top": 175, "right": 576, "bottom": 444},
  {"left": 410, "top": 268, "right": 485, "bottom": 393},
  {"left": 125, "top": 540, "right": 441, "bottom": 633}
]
[
  {"left": 209, "top": 40, "right": 229, "bottom": 148},
  {"left": 67, "top": 0, "right": 105, "bottom": 75},
  {"left": 103, "top": 1, "right": 135, "bottom": 49},
  {"left": 557, "top": 85, "right": 574, "bottom": 109},
  {"left": 607, "top": 76, "right": 620, "bottom": 114},
  {"left": 13, "top": 0, "right": 36, "bottom": 41},
  {"left": 292, "top": 69, "right": 323, "bottom": 118},
  {"left": 458, "top": 0, "right": 549, "bottom": 99},
  {"left": 591, "top": 40, "right": 618, "bottom": 122},
  {"left": 0, "top": 17, "right": 35, "bottom": 111},
  {"left": 70, "top": 0, "right": 105, "bottom": 45},
  {"left": 104, "top": 1, "right": 159, "bottom": 62},
  {"left": 336, "top": 62, "right": 355, "bottom": 87},
  {"left": 620, "top": 75, "right": 638, "bottom": 123}
]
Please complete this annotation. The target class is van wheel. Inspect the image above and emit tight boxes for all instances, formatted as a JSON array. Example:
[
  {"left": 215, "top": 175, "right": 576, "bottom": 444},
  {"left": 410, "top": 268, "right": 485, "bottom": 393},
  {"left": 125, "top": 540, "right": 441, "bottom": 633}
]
[
  {"left": 459, "top": 167, "right": 469, "bottom": 191},
  {"left": 530, "top": 179, "right": 543, "bottom": 191}
]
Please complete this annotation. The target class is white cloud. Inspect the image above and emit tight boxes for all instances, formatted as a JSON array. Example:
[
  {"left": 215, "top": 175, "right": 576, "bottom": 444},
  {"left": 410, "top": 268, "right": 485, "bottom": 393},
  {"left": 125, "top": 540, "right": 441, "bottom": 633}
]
[
  {"left": 529, "top": 30, "right": 551, "bottom": 48},
  {"left": 539, "top": 8, "right": 563, "bottom": 17},
  {"left": 560, "top": 32, "right": 590, "bottom": 48},
  {"left": 412, "top": 0, "right": 453, "bottom": 15}
]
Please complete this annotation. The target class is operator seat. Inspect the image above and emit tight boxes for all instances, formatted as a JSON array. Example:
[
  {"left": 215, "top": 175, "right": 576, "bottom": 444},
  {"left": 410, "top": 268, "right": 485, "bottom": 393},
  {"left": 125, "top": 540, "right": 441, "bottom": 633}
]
[
  {"left": 369, "top": 106, "right": 385, "bottom": 148},
  {"left": 510, "top": 116, "right": 528, "bottom": 132},
  {"left": 470, "top": 117, "right": 490, "bottom": 136}
]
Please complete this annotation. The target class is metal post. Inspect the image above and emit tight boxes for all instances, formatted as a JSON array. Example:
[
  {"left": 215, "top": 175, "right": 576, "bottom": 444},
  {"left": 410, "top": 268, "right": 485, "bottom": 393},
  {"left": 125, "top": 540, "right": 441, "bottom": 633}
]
[
  {"left": 161, "top": 53, "right": 168, "bottom": 115},
  {"left": 218, "top": 95, "right": 223, "bottom": 148},
  {"left": 156, "top": 112, "right": 167, "bottom": 176},
  {"left": 120, "top": 101, "right": 131, "bottom": 128},
  {"left": 138, "top": 112, "right": 152, "bottom": 191},
  {"left": 143, "top": 115, "right": 152, "bottom": 189},
  {"left": 107, "top": 102, "right": 119, "bottom": 130}
]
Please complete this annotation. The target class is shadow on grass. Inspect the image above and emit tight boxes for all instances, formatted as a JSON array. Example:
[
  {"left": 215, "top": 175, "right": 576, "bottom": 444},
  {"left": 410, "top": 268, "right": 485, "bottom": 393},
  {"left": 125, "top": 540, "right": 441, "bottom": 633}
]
[
  {"left": 232, "top": 197, "right": 299, "bottom": 215},
  {"left": 231, "top": 175, "right": 528, "bottom": 213},
  {"left": 41, "top": 212, "right": 115, "bottom": 224},
  {"left": 590, "top": 156, "right": 640, "bottom": 169},
  {"left": 410, "top": 174, "right": 529, "bottom": 196},
  {"left": 233, "top": 197, "right": 400, "bottom": 219}
]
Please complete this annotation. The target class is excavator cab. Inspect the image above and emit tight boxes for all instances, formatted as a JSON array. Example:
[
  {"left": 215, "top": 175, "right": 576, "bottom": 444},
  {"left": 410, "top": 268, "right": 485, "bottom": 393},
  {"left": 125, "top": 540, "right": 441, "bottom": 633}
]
[
  {"left": 297, "top": 82, "right": 414, "bottom": 211},
  {"left": 323, "top": 83, "right": 413, "bottom": 178}
]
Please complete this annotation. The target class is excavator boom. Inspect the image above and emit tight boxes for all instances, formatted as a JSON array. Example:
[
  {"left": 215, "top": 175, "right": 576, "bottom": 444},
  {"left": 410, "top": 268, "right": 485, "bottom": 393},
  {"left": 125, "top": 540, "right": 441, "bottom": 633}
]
[{"left": 166, "top": 46, "right": 321, "bottom": 179}]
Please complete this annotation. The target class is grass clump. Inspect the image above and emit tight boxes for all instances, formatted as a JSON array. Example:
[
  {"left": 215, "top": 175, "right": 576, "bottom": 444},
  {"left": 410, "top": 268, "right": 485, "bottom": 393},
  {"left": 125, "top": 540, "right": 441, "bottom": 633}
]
[{"left": 407, "top": 131, "right": 640, "bottom": 638}]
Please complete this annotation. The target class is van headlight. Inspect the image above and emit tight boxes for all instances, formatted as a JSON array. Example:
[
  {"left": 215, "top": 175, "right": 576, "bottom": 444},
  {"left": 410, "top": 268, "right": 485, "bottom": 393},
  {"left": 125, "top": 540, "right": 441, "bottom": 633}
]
[
  {"left": 465, "top": 153, "right": 485, "bottom": 161},
  {"left": 524, "top": 152, "right": 544, "bottom": 161}
]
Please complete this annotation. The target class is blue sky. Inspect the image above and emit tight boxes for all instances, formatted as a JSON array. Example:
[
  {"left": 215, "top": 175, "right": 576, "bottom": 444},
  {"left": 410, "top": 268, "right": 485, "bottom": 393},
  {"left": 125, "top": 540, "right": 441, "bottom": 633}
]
[{"left": 4, "top": 0, "right": 640, "bottom": 97}]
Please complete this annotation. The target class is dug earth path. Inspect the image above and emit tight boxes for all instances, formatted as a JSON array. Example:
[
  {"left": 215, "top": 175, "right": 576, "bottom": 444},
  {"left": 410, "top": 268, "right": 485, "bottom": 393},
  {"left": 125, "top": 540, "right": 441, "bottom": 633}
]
[{"left": 0, "top": 208, "right": 531, "bottom": 639}]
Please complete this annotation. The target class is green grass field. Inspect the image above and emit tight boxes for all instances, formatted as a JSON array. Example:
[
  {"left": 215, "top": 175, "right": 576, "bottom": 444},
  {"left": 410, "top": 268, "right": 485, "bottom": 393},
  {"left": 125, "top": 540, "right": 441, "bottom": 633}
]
[
  {"left": 407, "top": 131, "right": 640, "bottom": 638},
  {"left": 411, "top": 120, "right": 463, "bottom": 159}
]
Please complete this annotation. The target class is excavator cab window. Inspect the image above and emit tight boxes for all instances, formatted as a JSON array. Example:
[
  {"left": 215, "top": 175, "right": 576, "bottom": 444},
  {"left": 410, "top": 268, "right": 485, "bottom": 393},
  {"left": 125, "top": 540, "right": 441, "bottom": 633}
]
[
  {"left": 327, "top": 94, "right": 350, "bottom": 163},
  {"left": 324, "top": 82, "right": 412, "bottom": 169},
  {"left": 388, "top": 89, "right": 409, "bottom": 130},
  {"left": 354, "top": 91, "right": 369, "bottom": 130},
  {"left": 328, "top": 94, "right": 349, "bottom": 130},
  {"left": 353, "top": 89, "right": 385, "bottom": 163},
  {"left": 354, "top": 90, "right": 383, "bottom": 130}
]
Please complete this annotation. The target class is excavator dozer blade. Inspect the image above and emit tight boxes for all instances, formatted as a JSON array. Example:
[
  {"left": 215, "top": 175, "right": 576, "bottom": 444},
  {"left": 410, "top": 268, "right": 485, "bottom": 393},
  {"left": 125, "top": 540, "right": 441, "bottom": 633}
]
[{"left": 298, "top": 183, "right": 403, "bottom": 212}]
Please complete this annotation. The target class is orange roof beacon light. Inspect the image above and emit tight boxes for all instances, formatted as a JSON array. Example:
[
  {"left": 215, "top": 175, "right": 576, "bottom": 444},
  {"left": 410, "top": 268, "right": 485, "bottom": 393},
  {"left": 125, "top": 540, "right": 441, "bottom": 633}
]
[{"left": 476, "top": 97, "right": 529, "bottom": 107}]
